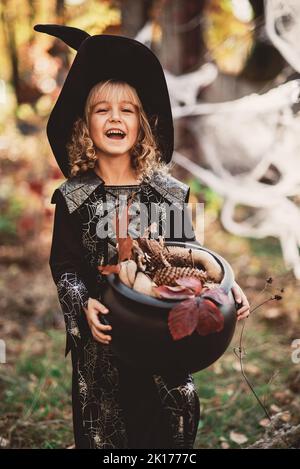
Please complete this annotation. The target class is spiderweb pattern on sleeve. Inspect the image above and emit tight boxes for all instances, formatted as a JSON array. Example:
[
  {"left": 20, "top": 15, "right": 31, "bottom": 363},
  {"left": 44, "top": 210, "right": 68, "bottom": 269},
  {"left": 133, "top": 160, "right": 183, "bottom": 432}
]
[{"left": 56, "top": 272, "right": 90, "bottom": 348}]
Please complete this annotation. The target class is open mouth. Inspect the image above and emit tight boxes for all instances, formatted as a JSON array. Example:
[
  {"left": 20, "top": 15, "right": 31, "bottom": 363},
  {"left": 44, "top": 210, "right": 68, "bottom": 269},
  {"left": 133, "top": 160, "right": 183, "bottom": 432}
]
[{"left": 105, "top": 130, "right": 126, "bottom": 140}]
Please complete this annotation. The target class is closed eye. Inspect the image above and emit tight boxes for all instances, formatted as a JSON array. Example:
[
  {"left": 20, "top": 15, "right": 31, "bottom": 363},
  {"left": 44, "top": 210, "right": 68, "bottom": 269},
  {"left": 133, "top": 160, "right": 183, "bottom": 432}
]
[{"left": 96, "top": 108, "right": 133, "bottom": 113}]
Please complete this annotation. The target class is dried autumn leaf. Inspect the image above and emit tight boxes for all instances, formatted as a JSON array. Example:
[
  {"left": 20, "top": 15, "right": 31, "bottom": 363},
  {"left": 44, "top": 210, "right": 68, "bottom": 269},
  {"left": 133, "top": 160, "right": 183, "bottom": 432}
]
[
  {"left": 221, "top": 441, "right": 230, "bottom": 449},
  {"left": 259, "top": 418, "right": 271, "bottom": 428},
  {"left": 0, "top": 436, "right": 9, "bottom": 448},
  {"left": 154, "top": 284, "right": 195, "bottom": 300},
  {"left": 115, "top": 193, "right": 135, "bottom": 262},
  {"left": 168, "top": 298, "right": 200, "bottom": 340},
  {"left": 175, "top": 277, "right": 203, "bottom": 295},
  {"left": 118, "top": 236, "right": 133, "bottom": 262},
  {"left": 98, "top": 264, "right": 121, "bottom": 275},
  {"left": 196, "top": 299, "right": 224, "bottom": 336},
  {"left": 279, "top": 411, "right": 291, "bottom": 422},
  {"left": 229, "top": 431, "right": 248, "bottom": 445},
  {"left": 270, "top": 404, "right": 281, "bottom": 413}
]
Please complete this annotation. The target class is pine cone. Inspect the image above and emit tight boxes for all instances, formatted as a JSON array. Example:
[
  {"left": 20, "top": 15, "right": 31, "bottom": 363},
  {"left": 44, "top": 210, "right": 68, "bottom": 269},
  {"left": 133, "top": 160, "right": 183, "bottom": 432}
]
[
  {"left": 137, "top": 238, "right": 171, "bottom": 270},
  {"left": 148, "top": 251, "right": 171, "bottom": 271},
  {"left": 163, "top": 246, "right": 195, "bottom": 267},
  {"left": 152, "top": 266, "right": 207, "bottom": 286}
]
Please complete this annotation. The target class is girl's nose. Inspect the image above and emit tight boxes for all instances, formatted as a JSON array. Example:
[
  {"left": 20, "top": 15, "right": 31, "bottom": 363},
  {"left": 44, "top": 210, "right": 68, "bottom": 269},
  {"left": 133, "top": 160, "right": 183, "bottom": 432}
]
[
  {"left": 109, "top": 108, "right": 122, "bottom": 121},
  {"left": 109, "top": 115, "right": 121, "bottom": 122}
]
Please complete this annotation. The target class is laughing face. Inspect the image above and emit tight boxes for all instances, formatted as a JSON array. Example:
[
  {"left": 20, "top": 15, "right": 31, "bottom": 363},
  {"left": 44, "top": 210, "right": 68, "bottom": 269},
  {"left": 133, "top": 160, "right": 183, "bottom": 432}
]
[{"left": 86, "top": 82, "right": 140, "bottom": 158}]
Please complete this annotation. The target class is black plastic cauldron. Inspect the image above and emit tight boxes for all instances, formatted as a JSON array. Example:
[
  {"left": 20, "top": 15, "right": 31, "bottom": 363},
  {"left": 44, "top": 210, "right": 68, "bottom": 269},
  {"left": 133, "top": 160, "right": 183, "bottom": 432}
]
[{"left": 102, "top": 241, "right": 237, "bottom": 375}]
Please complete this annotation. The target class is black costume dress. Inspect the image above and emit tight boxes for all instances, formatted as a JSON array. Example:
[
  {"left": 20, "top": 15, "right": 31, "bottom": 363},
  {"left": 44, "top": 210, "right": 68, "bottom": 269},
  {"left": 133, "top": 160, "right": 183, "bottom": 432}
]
[{"left": 49, "top": 168, "right": 200, "bottom": 449}]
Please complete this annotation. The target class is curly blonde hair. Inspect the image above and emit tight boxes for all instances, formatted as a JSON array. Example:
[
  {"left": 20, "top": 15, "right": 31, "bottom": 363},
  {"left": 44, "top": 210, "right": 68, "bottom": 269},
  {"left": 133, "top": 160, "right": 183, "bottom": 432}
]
[{"left": 66, "top": 79, "right": 172, "bottom": 182}]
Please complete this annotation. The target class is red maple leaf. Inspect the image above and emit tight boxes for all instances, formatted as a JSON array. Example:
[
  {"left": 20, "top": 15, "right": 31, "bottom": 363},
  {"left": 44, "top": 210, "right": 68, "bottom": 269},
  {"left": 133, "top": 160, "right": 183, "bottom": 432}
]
[
  {"left": 196, "top": 298, "right": 224, "bottom": 336},
  {"left": 168, "top": 298, "right": 200, "bottom": 340},
  {"left": 168, "top": 296, "right": 224, "bottom": 341}
]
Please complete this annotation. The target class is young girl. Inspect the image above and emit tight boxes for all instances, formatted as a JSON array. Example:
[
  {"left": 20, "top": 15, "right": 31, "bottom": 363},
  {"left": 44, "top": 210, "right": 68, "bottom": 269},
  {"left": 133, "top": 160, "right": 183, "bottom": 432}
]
[{"left": 35, "top": 24, "right": 249, "bottom": 449}]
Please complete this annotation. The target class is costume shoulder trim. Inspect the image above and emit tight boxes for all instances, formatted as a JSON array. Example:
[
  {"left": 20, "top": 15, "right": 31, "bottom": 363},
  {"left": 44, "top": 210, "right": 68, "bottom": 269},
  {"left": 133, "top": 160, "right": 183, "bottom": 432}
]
[
  {"left": 51, "top": 171, "right": 103, "bottom": 213},
  {"left": 149, "top": 171, "right": 189, "bottom": 207}
]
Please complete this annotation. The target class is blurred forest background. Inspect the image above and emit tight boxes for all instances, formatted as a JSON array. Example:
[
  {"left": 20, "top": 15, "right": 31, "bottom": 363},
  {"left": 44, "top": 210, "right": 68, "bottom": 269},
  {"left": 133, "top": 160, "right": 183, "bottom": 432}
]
[{"left": 0, "top": 0, "right": 300, "bottom": 449}]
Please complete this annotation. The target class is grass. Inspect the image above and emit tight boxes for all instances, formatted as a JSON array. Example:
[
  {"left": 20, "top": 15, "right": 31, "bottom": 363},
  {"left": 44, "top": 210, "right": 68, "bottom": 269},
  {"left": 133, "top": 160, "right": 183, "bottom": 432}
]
[
  {"left": 0, "top": 330, "right": 73, "bottom": 449},
  {"left": 193, "top": 318, "right": 294, "bottom": 448},
  {"left": 0, "top": 316, "right": 297, "bottom": 449}
]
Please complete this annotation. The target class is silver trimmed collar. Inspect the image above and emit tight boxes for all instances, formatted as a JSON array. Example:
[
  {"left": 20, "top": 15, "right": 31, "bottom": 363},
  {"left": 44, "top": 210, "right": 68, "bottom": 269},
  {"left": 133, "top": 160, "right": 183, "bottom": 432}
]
[{"left": 55, "top": 169, "right": 189, "bottom": 213}]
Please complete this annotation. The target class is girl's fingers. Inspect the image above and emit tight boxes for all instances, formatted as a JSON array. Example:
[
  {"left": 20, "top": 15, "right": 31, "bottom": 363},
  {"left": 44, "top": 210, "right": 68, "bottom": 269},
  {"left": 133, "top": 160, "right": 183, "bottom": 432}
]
[
  {"left": 232, "top": 283, "right": 250, "bottom": 317},
  {"left": 91, "top": 325, "right": 111, "bottom": 344},
  {"left": 237, "top": 311, "right": 250, "bottom": 320},
  {"left": 237, "top": 305, "right": 250, "bottom": 314},
  {"left": 94, "top": 302, "right": 109, "bottom": 314},
  {"left": 92, "top": 317, "right": 112, "bottom": 332},
  {"left": 237, "top": 304, "right": 250, "bottom": 320},
  {"left": 240, "top": 290, "right": 249, "bottom": 305},
  {"left": 89, "top": 311, "right": 112, "bottom": 330},
  {"left": 231, "top": 284, "right": 242, "bottom": 303}
]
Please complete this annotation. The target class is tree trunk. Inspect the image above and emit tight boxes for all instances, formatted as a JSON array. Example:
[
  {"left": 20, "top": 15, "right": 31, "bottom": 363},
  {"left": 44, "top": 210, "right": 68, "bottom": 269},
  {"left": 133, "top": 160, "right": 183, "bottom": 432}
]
[
  {"left": 158, "top": 0, "right": 206, "bottom": 166},
  {"left": 56, "top": 0, "right": 65, "bottom": 19},
  {"left": 120, "top": 0, "right": 153, "bottom": 37},
  {"left": 1, "top": 2, "right": 19, "bottom": 107}
]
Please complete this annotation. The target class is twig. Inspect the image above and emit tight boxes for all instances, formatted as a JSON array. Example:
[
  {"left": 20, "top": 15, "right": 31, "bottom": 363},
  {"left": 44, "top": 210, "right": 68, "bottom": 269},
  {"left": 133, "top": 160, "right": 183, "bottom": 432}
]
[
  {"left": 233, "top": 278, "right": 283, "bottom": 421},
  {"left": 234, "top": 320, "right": 271, "bottom": 421},
  {"left": 233, "top": 277, "right": 293, "bottom": 447}
]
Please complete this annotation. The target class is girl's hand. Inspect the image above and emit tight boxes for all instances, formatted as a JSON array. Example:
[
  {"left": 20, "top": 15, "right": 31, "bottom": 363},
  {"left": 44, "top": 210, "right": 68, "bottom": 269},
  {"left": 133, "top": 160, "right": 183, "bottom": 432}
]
[
  {"left": 231, "top": 281, "right": 250, "bottom": 321},
  {"left": 83, "top": 298, "right": 112, "bottom": 344}
]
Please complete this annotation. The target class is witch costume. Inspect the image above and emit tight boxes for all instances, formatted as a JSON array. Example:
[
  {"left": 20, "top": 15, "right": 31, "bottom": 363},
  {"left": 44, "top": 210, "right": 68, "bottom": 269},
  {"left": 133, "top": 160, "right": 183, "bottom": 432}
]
[{"left": 34, "top": 24, "right": 201, "bottom": 449}]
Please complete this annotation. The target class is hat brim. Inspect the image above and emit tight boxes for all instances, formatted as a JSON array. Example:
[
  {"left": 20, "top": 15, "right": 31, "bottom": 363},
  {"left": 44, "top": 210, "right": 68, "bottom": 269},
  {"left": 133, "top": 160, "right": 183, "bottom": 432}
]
[{"left": 47, "top": 34, "right": 174, "bottom": 177}]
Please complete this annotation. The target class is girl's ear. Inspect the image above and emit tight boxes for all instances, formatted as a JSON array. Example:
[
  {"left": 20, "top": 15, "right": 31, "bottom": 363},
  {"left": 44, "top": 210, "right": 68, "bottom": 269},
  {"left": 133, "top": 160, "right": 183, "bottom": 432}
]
[{"left": 33, "top": 24, "right": 90, "bottom": 51}]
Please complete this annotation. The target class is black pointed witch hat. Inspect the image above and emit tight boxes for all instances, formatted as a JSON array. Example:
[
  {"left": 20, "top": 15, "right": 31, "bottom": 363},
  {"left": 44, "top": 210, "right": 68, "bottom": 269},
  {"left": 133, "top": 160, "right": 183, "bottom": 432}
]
[{"left": 34, "top": 24, "right": 174, "bottom": 178}]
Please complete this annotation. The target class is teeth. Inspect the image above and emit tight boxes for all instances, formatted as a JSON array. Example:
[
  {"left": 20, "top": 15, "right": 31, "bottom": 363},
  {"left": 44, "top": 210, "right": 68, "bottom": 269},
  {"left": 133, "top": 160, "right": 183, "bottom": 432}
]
[{"left": 106, "top": 130, "right": 125, "bottom": 137}]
